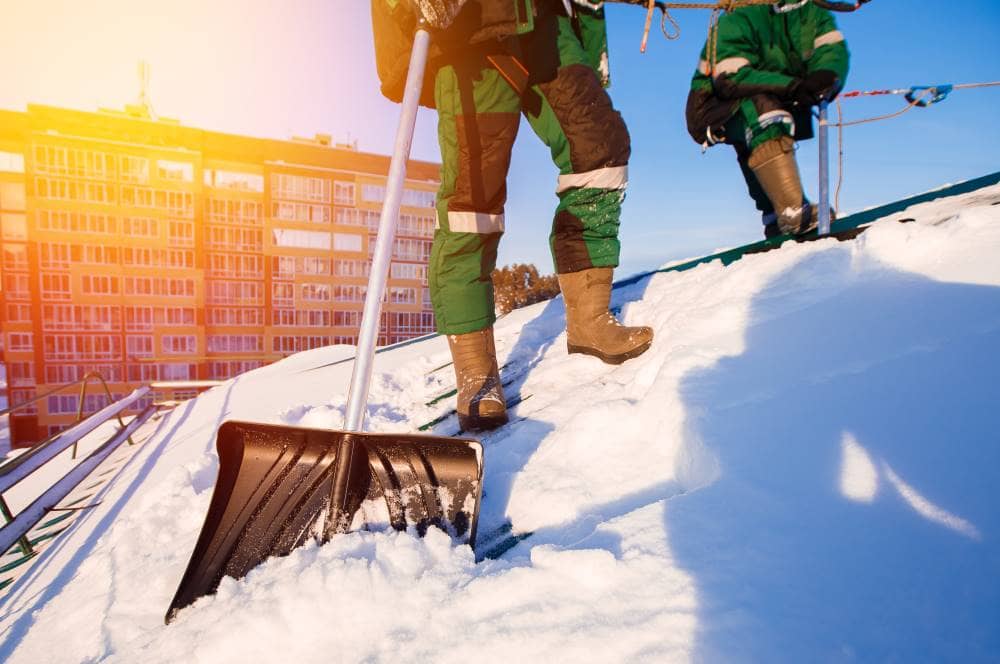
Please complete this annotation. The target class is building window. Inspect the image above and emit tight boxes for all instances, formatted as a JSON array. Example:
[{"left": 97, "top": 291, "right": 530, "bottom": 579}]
[
  {"left": 0, "top": 151, "right": 25, "bottom": 173},
  {"left": 389, "top": 287, "right": 417, "bottom": 305},
  {"left": 120, "top": 155, "right": 149, "bottom": 183},
  {"left": 272, "top": 173, "right": 331, "bottom": 203},
  {"left": 272, "top": 282, "right": 294, "bottom": 306},
  {"left": 81, "top": 245, "right": 119, "bottom": 265},
  {"left": 272, "top": 201, "right": 330, "bottom": 223},
  {"left": 160, "top": 363, "right": 196, "bottom": 381},
  {"left": 272, "top": 228, "right": 331, "bottom": 250},
  {"left": 206, "top": 169, "right": 264, "bottom": 192},
  {"left": 300, "top": 283, "right": 331, "bottom": 302},
  {"left": 0, "top": 182, "right": 26, "bottom": 210},
  {"left": 163, "top": 307, "right": 196, "bottom": 326},
  {"left": 386, "top": 311, "right": 436, "bottom": 335},
  {"left": 42, "top": 304, "right": 120, "bottom": 331},
  {"left": 333, "top": 285, "right": 366, "bottom": 302},
  {"left": 43, "top": 334, "right": 121, "bottom": 361},
  {"left": 374, "top": 237, "right": 432, "bottom": 262},
  {"left": 36, "top": 210, "right": 117, "bottom": 234},
  {"left": 34, "top": 145, "right": 114, "bottom": 179},
  {"left": 333, "top": 259, "right": 370, "bottom": 278},
  {"left": 81, "top": 274, "right": 120, "bottom": 296},
  {"left": 8, "top": 332, "right": 33, "bottom": 352},
  {"left": 156, "top": 160, "right": 194, "bottom": 182},
  {"left": 208, "top": 253, "right": 263, "bottom": 278},
  {"left": 126, "top": 335, "right": 154, "bottom": 358},
  {"left": 9, "top": 389, "right": 38, "bottom": 414},
  {"left": 1, "top": 213, "right": 27, "bottom": 240},
  {"left": 3, "top": 244, "right": 28, "bottom": 270},
  {"left": 127, "top": 363, "right": 159, "bottom": 382},
  {"left": 390, "top": 262, "right": 427, "bottom": 282},
  {"left": 333, "top": 310, "right": 363, "bottom": 328},
  {"left": 40, "top": 273, "right": 71, "bottom": 300},
  {"left": 334, "top": 181, "right": 355, "bottom": 205},
  {"left": 36, "top": 177, "right": 113, "bottom": 203},
  {"left": 47, "top": 365, "right": 79, "bottom": 384},
  {"left": 207, "top": 198, "right": 262, "bottom": 225},
  {"left": 168, "top": 220, "right": 195, "bottom": 246},
  {"left": 398, "top": 213, "right": 436, "bottom": 238},
  {"left": 124, "top": 277, "right": 195, "bottom": 298},
  {"left": 126, "top": 306, "right": 153, "bottom": 331},
  {"left": 207, "top": 280, "right": 262, "bottom": 305},
  {"left": 162, "top": 335, "right": 197, "bottom": 355},
  {"left": 207, "top": 360, "right": 263, "bottom": 380},
  {"left": 207, "top": 226, "right": 263, "bottom": 251},
  {"left": 361, "top": 184, "right": 435, "bottom": 208},
  {"left": 4, "top": 273, "right": 31, "bottom": 300},
  {"left": 205, "top": 307, "right": 262, "bottom": 326},
  {"left": 272, "top": 335, "right": 331, "bottom": 354},
  {"left": 122, "top": 216, "right": 159, "bottom": 238},
  {"left": 206, "top": 335, "right": 263, "bottom": 353},
  {"left": 48, "top": 394, "right": 80, "bottom": 415},
  {"left": 333, "top": 233, "right": 363, "bottom": 252},
  {"left": 362, "top": 184, "right": 385, "bottom": 203},
  {"left": 6, "top": 303, "right": 32, "bottom": 322},
  {"left": 7, "top": 362, "right": 35, "bottom": 386}
]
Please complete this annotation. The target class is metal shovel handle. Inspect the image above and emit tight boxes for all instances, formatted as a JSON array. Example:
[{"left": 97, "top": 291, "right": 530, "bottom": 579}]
[{"left": 343, "top": 27, "right": 432, "bottom": 433}]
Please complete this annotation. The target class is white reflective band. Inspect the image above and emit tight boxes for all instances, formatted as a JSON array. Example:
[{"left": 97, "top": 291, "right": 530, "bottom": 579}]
[
  {"left": 757, "top": 109, "right": 794, "bottom": 126},
  {"left": 713, "top": 57, "right": 750, "bottom": 77},
  {"left": 751, "top": 110, "right": 795, "bottom": 145},
  {"left": 814, "top": 30, "right": 845, "bottom": 49},
  {"left": 698, "top": 59, "right": 711, "bottom": 76},
  {"left": 556, "top": 165, "right": 628, "bottom": 194},
  {"left": 446, "top": 211, "right": 505, "bottom": 234}
]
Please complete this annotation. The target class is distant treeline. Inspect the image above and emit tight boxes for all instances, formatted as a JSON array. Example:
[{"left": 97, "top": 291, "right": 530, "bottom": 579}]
[{"left": 492, "top": 264, "right": 560, "bottom": 315}]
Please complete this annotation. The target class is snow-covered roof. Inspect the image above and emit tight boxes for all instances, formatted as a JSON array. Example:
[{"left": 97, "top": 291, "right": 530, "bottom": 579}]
[{"left": 2, "top": 181, "right": 999, "bottom": 662}]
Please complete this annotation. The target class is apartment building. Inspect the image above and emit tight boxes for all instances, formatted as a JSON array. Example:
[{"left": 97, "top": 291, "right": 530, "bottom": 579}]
[{"left": 0, "top": 104, "right": 440, "bottom": 447}]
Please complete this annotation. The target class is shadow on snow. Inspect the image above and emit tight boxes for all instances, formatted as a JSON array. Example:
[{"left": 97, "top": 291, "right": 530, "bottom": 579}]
[{"left": 668, "top": 250, "right": 1000, "bottom": 661}]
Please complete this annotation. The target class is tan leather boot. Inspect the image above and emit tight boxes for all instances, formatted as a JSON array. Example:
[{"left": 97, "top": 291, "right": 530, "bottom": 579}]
[
  {"left": 557, "top": 267, "right": 653, "bottom": 365},
  {"left": 447, "top": 327, "right": 507, "bottom": 432},
  {"left": 748, "top": 135, "right": 817, "bottom": 236}
]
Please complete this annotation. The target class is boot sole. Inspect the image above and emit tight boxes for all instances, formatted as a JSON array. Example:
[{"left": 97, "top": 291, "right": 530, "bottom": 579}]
[
  {"left": 567, "top": 339, "right": 653, "bottom": 365},
  {"left": 458, "top": 412, "right": 509, "bottom": 433}
]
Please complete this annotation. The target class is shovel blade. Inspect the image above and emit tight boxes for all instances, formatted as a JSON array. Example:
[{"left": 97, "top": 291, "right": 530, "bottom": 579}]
[{"left": 165, "top": 420, "right": 482, "bottom": 623}]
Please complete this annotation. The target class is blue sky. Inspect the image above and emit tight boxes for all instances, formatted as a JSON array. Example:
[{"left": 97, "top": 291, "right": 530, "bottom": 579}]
[{"left": 1, "top": 0, "right": 997, "bottom": 276}]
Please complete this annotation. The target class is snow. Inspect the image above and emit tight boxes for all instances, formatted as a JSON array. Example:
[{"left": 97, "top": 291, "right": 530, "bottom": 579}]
[{"left": 2, "top": 185, "right": 999, "bottom": 662}]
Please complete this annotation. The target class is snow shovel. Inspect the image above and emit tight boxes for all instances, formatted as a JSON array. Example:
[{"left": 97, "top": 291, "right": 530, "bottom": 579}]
[{"left": 166, "top": 26, "right": 483, "bottom": 623}]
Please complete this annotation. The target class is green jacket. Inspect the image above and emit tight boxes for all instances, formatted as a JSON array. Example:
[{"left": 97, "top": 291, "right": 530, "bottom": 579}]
[{"left": 690, "top": 2, "right": 850, "bottom": 99}]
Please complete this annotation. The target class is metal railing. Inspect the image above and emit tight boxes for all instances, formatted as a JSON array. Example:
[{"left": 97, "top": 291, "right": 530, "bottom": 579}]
[
  {"left": 0, "top": 384, "right": 152, "bottom": 561},
  {"left": 0, "top": 371, "right": 139, "bottom": 458},
  {"left": 0, "top": 402, "right": 156, "bottom": 559}
]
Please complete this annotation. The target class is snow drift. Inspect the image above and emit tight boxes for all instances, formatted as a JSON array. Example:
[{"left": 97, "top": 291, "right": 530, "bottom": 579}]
[{"left": 2, "top": 184, "right": 999, "bottom": 662}]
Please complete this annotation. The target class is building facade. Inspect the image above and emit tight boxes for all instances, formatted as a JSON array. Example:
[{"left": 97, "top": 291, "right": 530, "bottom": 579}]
[{"left": 0, "top": 104, "right": 440, "bottom": 447}]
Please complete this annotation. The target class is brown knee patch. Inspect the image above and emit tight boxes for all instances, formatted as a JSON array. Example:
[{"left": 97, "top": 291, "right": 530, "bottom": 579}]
[
  {"left": 538, "top": 63, "right": 630, "bottom": 173},
  {"left": 450, "top": 112, "right": 520, "bottom": 214},
  {"left": 552, "top": 209, "right": 594, "bottom": 274}
]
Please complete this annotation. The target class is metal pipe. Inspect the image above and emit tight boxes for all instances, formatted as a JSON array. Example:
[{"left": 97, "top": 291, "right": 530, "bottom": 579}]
[
  {"left": 0, "top": 388, "right": 150, "bottom": 494},
  {"left": 0, "top": 406, "right": 155, "bottom": 557},
  {"left": 817, "top": 101, "right": 831, "bottom": 236},
  {"left": 343, "top": 26, "right": 431, "bottom": 433}
]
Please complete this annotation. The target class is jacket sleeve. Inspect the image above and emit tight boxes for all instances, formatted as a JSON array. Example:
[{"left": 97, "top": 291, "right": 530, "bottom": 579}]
[
  {"left": 710, "top": 11, "right": 797, "bottom": 101},
  {"left": 806, "top": 9, "right": 849, "bottom": 86}
]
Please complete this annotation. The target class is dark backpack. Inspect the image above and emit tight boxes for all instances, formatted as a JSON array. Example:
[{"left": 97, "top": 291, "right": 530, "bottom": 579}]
[{"left": 371, "top": 0, "right": 438, "bottom": 109}]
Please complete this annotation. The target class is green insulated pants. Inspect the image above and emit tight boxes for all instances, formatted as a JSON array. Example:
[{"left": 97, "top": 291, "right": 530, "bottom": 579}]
[
  {"left": 724, "top": 94, "right": 811, "bottom": 216},
  {"left": 429, "top": 16, "right": 630, "bottom": 335}
]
